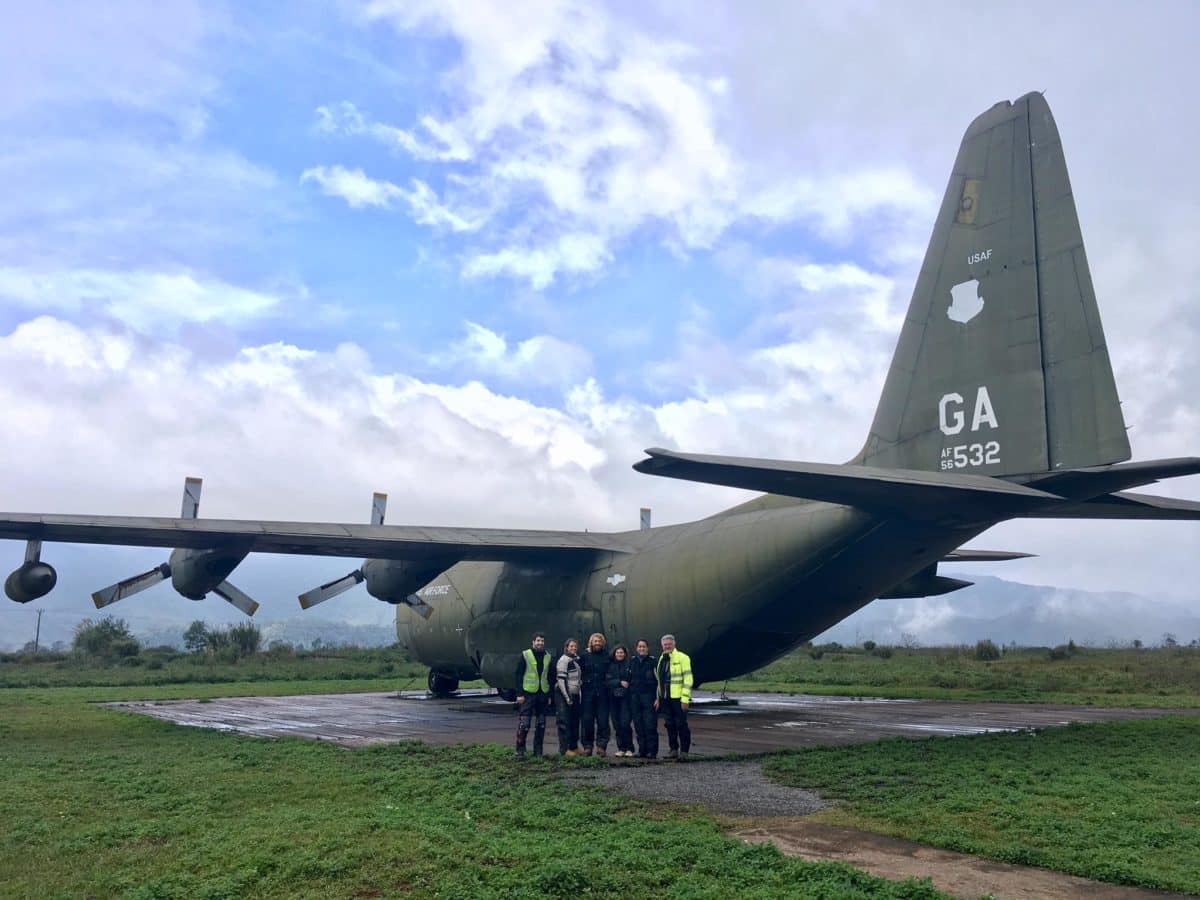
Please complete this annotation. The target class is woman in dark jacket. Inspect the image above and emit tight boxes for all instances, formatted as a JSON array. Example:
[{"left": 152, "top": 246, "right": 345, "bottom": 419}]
[
  {"left": 628, "top": 638, "right": 659, "bottom": 759},
  {"left": 606, "top": 644, "right": 636, "bottom": 757}
]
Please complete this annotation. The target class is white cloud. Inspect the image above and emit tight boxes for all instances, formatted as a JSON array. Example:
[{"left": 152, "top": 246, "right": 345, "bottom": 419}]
[
  {"left": 301, "top": 166, "right": 482, "bottom": 231},
  {"left": 301, "top": 165, "right": 405, "bottom": 209},
  {"left": 0, "top": 267, "right": 280, "bottom": 332},
  {"left": 311, "top": 1, "right": 933, "bottom": 288},
  {"left": 430, "top": 322, "right": 592, "bottom": 388}
]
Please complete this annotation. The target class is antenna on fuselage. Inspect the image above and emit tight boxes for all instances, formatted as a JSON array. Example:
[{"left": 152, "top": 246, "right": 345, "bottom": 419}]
[{"left": 640, "top": 507, "right": 651, "bottom": 530}]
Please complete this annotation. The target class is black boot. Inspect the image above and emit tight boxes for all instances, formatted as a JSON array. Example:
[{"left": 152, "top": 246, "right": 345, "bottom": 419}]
[{"left": 533, "top": 727, "right": 545, "bottom": 757}]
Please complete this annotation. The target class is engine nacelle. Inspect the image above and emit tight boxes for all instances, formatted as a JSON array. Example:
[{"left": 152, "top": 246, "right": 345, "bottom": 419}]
[
  {"left": 5, "top": 561, "right": 58, "bottom": 603},
  {"left": 168, "top": 547, "right": 249, "bottom": 600},
  {"left": 363, "top": 559, "right": 446, "bottom": 603}
]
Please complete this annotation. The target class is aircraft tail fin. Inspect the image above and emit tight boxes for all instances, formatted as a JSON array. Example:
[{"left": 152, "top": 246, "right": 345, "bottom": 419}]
[{"left": 859, "top": 92, "right": 1130, "bottom": 476}]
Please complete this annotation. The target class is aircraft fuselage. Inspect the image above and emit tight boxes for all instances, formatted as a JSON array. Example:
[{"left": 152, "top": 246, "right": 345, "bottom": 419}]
[{"left": 397, "top": 499, "right": 983, "bottom": 690}]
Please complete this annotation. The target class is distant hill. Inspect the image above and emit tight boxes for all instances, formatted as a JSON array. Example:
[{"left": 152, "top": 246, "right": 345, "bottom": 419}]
[
  {"left": 818, "top": 574, "right": 1200, "bottom": 648},
  {"left": 3, "top": 573, "right": 1196, "bottom": 652}
]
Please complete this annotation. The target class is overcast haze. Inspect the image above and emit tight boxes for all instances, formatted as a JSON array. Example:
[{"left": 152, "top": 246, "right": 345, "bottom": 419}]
[{"left": 0, "top": 1, "right": 1197, "bottom": 644}]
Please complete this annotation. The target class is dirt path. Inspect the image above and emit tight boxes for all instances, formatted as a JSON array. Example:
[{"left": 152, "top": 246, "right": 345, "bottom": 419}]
[
  {"left": 733, "top": 821, "right": 1182, "bottom": 899},
  {"left": 568, "top": 759, "right": 1183, "bottom": 898}
]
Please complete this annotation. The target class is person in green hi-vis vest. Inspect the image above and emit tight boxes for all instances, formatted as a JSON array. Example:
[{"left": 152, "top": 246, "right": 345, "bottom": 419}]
[{"left": 514, "top": 632, "right": 553, "bottom": 758}]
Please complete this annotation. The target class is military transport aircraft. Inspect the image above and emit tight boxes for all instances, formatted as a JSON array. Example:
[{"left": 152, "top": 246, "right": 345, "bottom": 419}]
[{"left": 3, "top": 92, "right": 1198, "bottom": 697}]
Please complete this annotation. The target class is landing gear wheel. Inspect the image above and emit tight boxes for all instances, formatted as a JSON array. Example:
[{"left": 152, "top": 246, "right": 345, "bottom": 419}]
[
  {"left": 498, "top": 688, "right": 518, "bottom": 702},
  {"left": 427, "top": 671, "right": 459, "bottom": 697}
]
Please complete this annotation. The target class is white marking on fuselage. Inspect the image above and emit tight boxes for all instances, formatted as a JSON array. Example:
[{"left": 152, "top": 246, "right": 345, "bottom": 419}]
[{"left": 606, "top": 573, "right": 626, "bottom": 586}]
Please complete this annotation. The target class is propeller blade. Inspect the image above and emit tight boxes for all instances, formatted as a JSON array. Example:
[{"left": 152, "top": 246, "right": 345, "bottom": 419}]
[
  {"left": 298, "top": 570, "right": 365, "bottom": 609},
  {"left": 371, "top": 492, "right": 387, "bottom": 526},
  {"left": 213, "top": 580, "right": 259, "bottom": 616},
  {"left": 92, "top": 563, "right": 171, "bottom": 608},
  {"left": 182, "top": 477, "right": 202, "bottom": 519}
]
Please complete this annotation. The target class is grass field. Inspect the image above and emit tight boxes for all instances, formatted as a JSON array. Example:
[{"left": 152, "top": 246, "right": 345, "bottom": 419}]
[
  {"left": 7, "top": 644, "right": 1200, "bottom": 707},
  {"left": 0, "top": 682, "right": 946, "bottom": 900},
  {"left": 4, "top": 646, "right": 1200, "bottom": 896},
  {"left": 0, "top": 646, "right": 431, "bottom": 690},
  {"left": 727, "top": 644, "right": 1200, "bottom": 707},
  {"left": 764, "top": 716, "right": 1200, "bottom": 894}
]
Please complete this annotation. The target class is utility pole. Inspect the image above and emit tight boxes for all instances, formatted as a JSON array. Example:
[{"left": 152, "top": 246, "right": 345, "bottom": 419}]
[{"left": 33, "top": 609, "right": 43, "bottom": 654}]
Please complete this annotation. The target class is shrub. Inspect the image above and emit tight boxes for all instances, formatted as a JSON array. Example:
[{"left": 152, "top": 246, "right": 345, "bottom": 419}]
[
  {"left": 1048, "top": 645, "right": 1070, "bottom": 661},
  {"left": 875, "top": 646, "right": 894, "bottom": 659},
  {"left": 863, "top": 640, "right": 877, "bottom": 652},
  {"left": 228, "top": 622, "right": 262, "bottom": 657},
  {"left": 72, "top": 617, "right": 140, "bottom": 660},
  {"left": 809, "top": 649, "right": 824, "bottom": 660},
  {"left": 974, "top": 639, "right": 1001, "bottom": 661}
]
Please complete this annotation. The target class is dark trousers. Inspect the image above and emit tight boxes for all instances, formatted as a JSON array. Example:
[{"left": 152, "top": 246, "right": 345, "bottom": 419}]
[
  {"left": 555, "top": 694, "right": 580, "bottom": 753},
  {"left": 630, "top": 691, "right": 658, "bottom": 757},
  {"left": 609, "top": 694, "right": 633, "bottom": 752},
  {"left": 660, "top": 697, "right": 691, "bottom": 753},
  {"left": 579, "top": 689, "right": 610, "bottom": 750},
  {"left": 516, "top": 692, "right": 551, "bottom": 755}
]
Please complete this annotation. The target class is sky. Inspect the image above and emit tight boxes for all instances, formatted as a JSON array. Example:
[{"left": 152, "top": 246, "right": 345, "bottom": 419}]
[{"left": 1, "top": 0, "right": 1198, "bottom": 643}]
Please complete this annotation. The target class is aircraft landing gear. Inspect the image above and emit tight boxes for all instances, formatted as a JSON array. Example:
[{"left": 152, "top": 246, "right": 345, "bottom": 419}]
[{"left": 427, "top": 671, "right": 459, "bottom": 697}]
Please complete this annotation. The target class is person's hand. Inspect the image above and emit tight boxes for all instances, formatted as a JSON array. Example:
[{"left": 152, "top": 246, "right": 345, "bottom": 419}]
[
  {"left": 653, "top": 700, "right": 659, "bottom": 711},
  {"left": 620, "top": 680, "right": 629, "bottom": 688},
  {"left": 681, "top": 702, "right": 689, "bottom": 711},
  {"left": 517, "top": 695, "right": 525, "bottom": 705}
]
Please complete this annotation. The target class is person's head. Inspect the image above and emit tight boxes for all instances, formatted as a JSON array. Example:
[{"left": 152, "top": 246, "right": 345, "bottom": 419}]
[
  {"left": 564, "top": 638, "right": 578, "bottom": 656},
  {"left": 531, "top": 632, "right": 545, "bottom": 651},
  {"left": 660, "top": 634, "right": 676, "bottom": 654},
  {"left": 612, "top": 644, "right": 627, "bottom": 662},
  {"left": 635, "top": 639, "right": 649, "bottom": 657},
  {"left": 588, "top": 632, "right": 606, "bottom": 653}
]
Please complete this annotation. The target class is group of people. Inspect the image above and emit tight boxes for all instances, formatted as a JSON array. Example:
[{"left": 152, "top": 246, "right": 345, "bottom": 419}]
[{"left": 513, "top": 631, "right": 694, "bottom": 761}]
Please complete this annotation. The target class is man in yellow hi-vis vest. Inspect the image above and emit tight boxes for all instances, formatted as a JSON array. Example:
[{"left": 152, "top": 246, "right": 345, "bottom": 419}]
[
  {"left": 653, "top": 633, "right": 693, "bottom": 760},
  {"left": 514, "top": 631, "right": 553, "bottom": 758}
]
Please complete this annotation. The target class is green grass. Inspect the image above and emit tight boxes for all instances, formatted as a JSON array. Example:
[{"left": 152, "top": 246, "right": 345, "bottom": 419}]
[
  {"left": 0, "top": 683, "right": 944, "bottom": 899},
  {"left": 0, "top": 646, "right": 431, "bottom": 690},
  {"left": 725, "top": 645, "right": 1200, "bottom": 707},
  {"left": 764, "top": 716, "right": 1200, "bottom": 894}
]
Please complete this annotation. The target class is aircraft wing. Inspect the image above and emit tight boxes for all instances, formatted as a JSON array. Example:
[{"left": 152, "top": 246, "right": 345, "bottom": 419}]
[
  {"left": 0, "top": 514, "right": 634, "bottom": 562},
  {"left": 633, "top": 447, "right": 1058, "bottom": 519}
]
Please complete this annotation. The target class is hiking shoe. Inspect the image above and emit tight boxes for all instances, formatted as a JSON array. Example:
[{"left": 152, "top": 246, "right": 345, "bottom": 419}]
[
  {"left": 564, "top": 750, "right": 577, "bottom": 758},
  {"left": 582, "top": 747, "right": 593, "bottom": 756},
  {"left": 666, "top": 749, "right": 679, "bottom": 760},
  {"left": 595, "top": 746, "right": 606, "bottom": 757}
]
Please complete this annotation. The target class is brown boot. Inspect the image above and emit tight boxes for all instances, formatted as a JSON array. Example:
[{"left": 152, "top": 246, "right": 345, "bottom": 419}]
[
  {"left": 564, "top": 750, "right": 577, "bottom": 758},
  {"left": 595, "top": 745, "right": 606, "bottom": 758},
  {"left": 582, "top": 747, "right": 593, "bottom": 756}
]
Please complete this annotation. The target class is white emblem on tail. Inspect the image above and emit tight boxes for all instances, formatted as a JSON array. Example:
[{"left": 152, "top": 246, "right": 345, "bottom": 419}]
[
  {"left": 948, "top": 279, "right": 985, "bottom": 323},
  {"left": 606, "top": 573, "right": 626, "bottom": 586}
]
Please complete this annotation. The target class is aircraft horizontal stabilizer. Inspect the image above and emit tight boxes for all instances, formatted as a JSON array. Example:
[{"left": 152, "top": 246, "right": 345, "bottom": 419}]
[
  {"left": 1020, "top": 490, "right": 1200, "bottom": 520},
  {"left": 1021, "top": 457, "right": 1200, "bottom": 500},
  {"left": 941, "top": 549, "right": 1034, "bottom": 563},
  {"left": 634, "top": 448, "right": 1058, "bottom": 519}
]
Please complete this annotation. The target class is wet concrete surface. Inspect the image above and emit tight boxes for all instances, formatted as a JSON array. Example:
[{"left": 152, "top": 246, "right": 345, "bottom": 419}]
[{"left": 107, "top": 689, "right": 1195, "bottom": 753}]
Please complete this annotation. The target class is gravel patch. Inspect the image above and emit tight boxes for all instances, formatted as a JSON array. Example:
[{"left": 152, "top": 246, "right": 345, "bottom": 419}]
[{"left": 562, "top": 759, "right": 829, "bottom": 817}]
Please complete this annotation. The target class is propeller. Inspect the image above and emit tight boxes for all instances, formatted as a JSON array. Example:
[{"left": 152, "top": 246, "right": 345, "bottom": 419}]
[
  {"left": 91, "top": 477, "right": 259, "bottom": 616},
  {"left": 298, "top": 492, "right": 386, "bottom": 610},
  {"left": 297, "top": 493, "right": 434, "bottom": 619}
]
